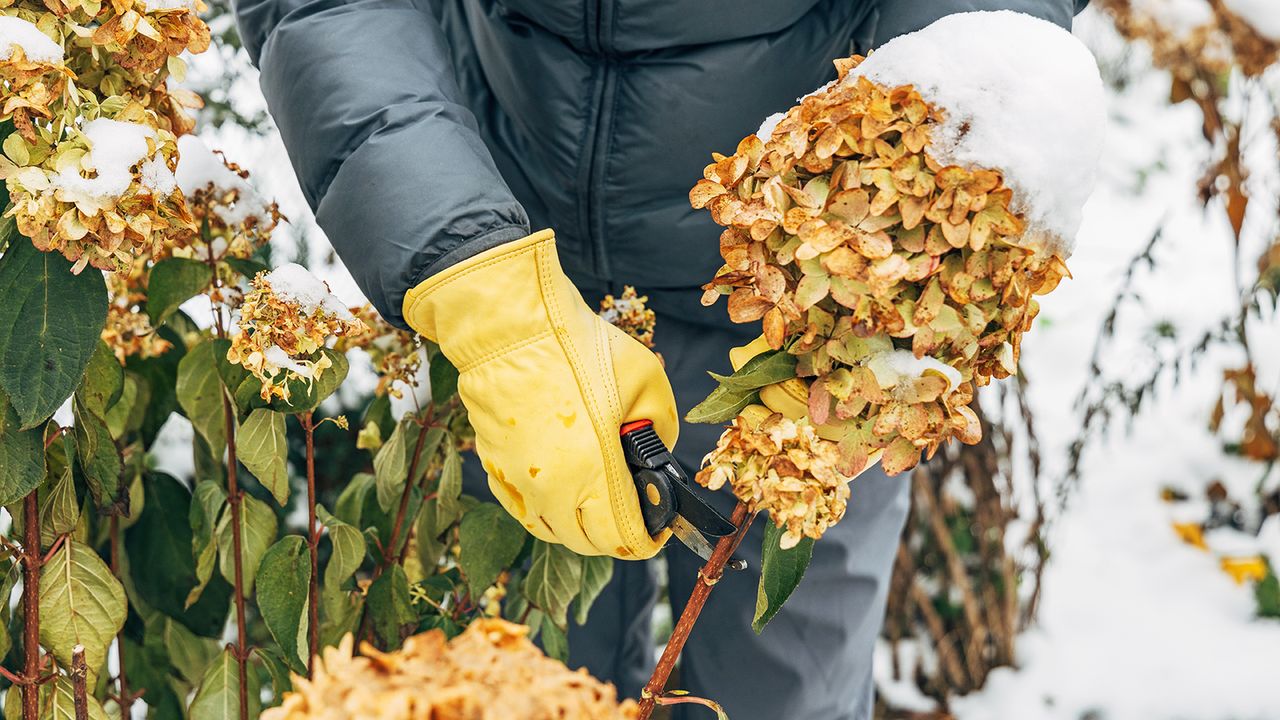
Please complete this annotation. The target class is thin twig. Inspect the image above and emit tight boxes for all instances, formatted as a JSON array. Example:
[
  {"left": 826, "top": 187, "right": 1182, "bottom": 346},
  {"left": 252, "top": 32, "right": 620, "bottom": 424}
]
[
  {"left": 21, "top": 492, "right": 41, "bottom": 720},
  {"left": 71, "top": 645, "right": 89, "bottom": 720},
  {"left": 220, "top": 392, "right": 250, "bottom": 720},
  {"left": 636, "top": 503, "right": 755, "bottom": 720},
  {"left": 301, "top": 412, "right": 321, "bottom": 677}
]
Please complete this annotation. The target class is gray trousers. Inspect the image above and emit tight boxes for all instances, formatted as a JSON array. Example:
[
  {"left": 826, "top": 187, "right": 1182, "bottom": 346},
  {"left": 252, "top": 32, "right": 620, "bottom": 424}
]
[{"left": 463, "top": 285, "right": 909, "bottom": 720}]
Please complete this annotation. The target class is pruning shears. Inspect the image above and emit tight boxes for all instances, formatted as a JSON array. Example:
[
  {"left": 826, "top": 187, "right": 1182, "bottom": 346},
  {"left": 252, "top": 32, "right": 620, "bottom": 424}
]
[{"left": 620, "top": 420, "right": 745, "bottom": 570}]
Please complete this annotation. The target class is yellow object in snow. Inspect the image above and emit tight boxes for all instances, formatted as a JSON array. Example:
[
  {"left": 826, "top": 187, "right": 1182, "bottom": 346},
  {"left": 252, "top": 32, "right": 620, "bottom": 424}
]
[
  {"left": 403, "top": 229, "right": 677, "bottom": 559},
  {"left": 1220, "top": 555, "right": 1269, "bottom": 585},
  {"left": 1171, "top": 521, "right": 1208, "bottom": 550}
]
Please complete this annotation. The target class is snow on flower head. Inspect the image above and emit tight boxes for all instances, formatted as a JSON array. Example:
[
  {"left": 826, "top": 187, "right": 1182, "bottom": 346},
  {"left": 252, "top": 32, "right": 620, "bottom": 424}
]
[
  {"left": 848, "top": 11, "right": 1104, "bottom": 255},
  {"left": 227, "top": 265, "right": 366, "bottom": 401},
  {"left": 0, "top": 16, "right": 63, "bottom": 64},
  {"left": 167, "top": 135, "right": 281, "bottom": 267}
]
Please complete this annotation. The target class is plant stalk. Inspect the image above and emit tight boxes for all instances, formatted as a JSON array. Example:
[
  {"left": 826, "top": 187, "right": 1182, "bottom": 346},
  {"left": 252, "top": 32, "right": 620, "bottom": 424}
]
[
  {"left": 636, "top": 502, "right": 754, "bottom": 720},
  {"left": 301, "top": 412, "right": 320, "bottom": 677},
  {"left": 21, "top": 492, "right": 40, "bottom": 720},
  {"left": 71, "top": 645, "right": 88, "bottom": 720},
  {"left": 380, "top": 415, "right": 432, "bottom": 574},
  {"left": 108, "top": 515, "right": 134, "bottom": 715},
  {"left": 221, "top": 393, "right": 249, "bottom": 720}
]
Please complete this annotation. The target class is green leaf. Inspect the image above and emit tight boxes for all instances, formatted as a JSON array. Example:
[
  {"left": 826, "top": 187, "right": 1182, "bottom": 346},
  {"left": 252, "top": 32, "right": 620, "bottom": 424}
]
[
  {"left": 103, "top": 371, "right": 143, "bottom": 439},
  {"left": 540, "top": 614, "right": 568, "bottom": 662},
  {"left": 222, "top": 256, "right": 269, "bottom": 281},
  {"left": 38, "top": 461, "right": 78, "bottom": 547},
  {"left": 177, "top": 340, "right": 229, "bottom": 456},
  {"left": 127, "top": 473, "right": 232, "bottom": 638},
  {"left": 707, "top": 349, "right": 797, "bottom": 392},
  {"left": 457, "top": 502, "right": 528, "bottom": 598},
  {"left": 254, "top": 646, "right": 294, "bottom": 709},
  {"left": 752, "top": 522, "right": 815, "bottom": 633},
  {"left": 429, "top": 351, "right": 459, "bottom": 406},
  {"left": 18, "top": 676, "right": 110, "bottom": 720},
  {"left": 39, "top": 539, "right": 127, "bottom": 679},
  {"left": 374, "top": 417, "right": 412, "bottom": 512},
  {"left": 72, "top": 399, "right": 122, "bottom": 511},
  {"left": 319, "top": 584, "right": 365, "bottom": 649},
  {"left": 333, "top": 472, "right": 373, "bottom": 528},
  {"left": 163, "top": 616, "right": 221, "bottom": 686},
  {"left": 435, "top": 439, "right": 463, "bottom": 529},
  {"left": 415, "top": 497, "right": 448, "bottom": 571},
  {"left": 0, "top": 238, "right": 108, "bottom": 429},
  {"left": 523, "top": 540, "right": 583, "bottom": 628},
  {"left": 684, "top": 382, "right": 758, "bottom": 425},
  {"left": 126, "top": 332, "right": 184, "bottom": 446},
  {"left": 211, "top": 338, "right": 249, "bottom": 399},
  {"left": 75, "top": 340, "right": 123, "bottom": 417},
  {"left": 217, "top": 493, "right": 277, "bottom": 596},
  {"left": 187, "top": 481, "right": 227, "bottom": 608},
  {"left": 189, "top": 648, "right": 261, "bottom": 720},
  {"left": 575, "top": 555, "right": 613, "bottom": 626},
  {"left": 0, "top": 386, "right": 45, "bottom": 505},
  {"left": 318, "top": 506, "right": 363, "bottom": 592},
  {"left": 237, "top": 409, "right": 289, "bottom": 506},
  {"left": 256, "top": 535, "right": 311, "bottom": 673},
  {"left": 146, "top": 257, "right": 213, "bottom": 327},
  {"left": 366, "top": 565, "right": 416, "bottom": 649}
]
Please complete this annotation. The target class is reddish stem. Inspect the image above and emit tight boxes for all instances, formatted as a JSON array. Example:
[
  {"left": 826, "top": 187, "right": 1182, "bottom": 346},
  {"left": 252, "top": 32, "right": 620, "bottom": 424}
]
[
  {"left": 221, "top": 393, "right": 249, "bottom": 720},
  {"left": 380, "top": 415, "right": 432, "bottom": 574},
  {"left": 301, "top": 412, "right": 321, "bottom": 677},
  {"left": 109, "top": 516, "right": 135, "bottom": 715},
  {"left": 21, "top": 492, "right": 40, "bottom": 720},
  {"left": 70, "top": 646, "right": 88, "bottom": 720},
  {"left": 636, "top": 503, "right": 755, "bottom": 720}
]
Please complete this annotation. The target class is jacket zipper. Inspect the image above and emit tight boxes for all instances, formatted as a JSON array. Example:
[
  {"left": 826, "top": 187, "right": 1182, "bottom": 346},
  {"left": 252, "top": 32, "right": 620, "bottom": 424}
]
[{"left": 578, "top": 0, "right": 613, "bottom": 279}]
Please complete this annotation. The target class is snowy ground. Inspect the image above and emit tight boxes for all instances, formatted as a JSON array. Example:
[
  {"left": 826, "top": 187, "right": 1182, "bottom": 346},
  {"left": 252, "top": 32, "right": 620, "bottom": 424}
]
[{"left": 176, "top": 8, "right": 1280, "bottom": 719}]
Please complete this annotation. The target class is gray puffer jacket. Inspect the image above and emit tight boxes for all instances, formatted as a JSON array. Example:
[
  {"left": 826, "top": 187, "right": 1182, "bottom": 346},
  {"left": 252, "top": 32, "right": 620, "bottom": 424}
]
[{"left": 233, "top": 0, "right": 1087, "bottom": 329}]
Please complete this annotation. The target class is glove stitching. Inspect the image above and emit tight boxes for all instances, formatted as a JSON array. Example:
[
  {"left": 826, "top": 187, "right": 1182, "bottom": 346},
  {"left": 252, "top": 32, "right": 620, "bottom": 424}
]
[{"left": 454, "top": 329, "right": 554, "bottom": 374}]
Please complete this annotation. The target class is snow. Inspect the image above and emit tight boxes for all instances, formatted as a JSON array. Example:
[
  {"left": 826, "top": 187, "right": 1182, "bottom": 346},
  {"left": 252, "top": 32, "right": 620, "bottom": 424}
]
[
  {"left": 755, "top": 112, "right": 786, "bottom": 141},
  {"left": 52, "top": 119, "right": 173, "bottom": 200},
  {"left": 865, "top": 349, "right": 963, "bottom": 392},
  {"left": 139, "top": 156, "right": 177, "bottom": 195},
  {"left": 1131, "top": 0, "right": 1215, "bottom": 39},
  {"left": 0, "top": 16, "right": 62, "bottom": 63},
  {"left": 141, "top": 0, "right": 197, "bottom": 11},
  {"left": 264, "top": 345, "right": 315, "bottom": 379},
  {"left": 262, "top": 263, "right": 355, "bottom": 320},
  {"left": 1222, "top": 0, "right": 1280, "bottom": 42},
  {"left": 175, "top": 134, "right": 274, "bottom": 227},
  {"left": 849, "top": 11, "right": 1105, "bottom": 255}
]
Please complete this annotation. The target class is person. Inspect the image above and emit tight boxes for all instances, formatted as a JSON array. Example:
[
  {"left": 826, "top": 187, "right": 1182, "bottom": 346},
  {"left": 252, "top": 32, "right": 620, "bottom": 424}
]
[{"left": 232, "top": 1, "right": 1088, "bottom": 717}]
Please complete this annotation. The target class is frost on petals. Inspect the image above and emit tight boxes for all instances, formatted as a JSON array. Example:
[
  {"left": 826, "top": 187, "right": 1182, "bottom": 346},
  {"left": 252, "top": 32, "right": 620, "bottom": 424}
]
[{"left": 227, "top": 265, "right": 366, "bottom": 401}]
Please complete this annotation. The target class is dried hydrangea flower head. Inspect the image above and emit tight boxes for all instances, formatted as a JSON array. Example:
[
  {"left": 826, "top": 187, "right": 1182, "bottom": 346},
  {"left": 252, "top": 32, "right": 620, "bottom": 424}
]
[
  {"left": 2, "top": 108, "right": 194, "bottom": 273},
  {"left": 263, "top": 620, "right": 638, "bottom": 720},
  {"left": 90, "top": 0, "right": 210, "bottom": 74},
  {"left": 1099, "top": 0, "right": 1278, "bottom": 78},
  {"left": 598, "top": 285, "right": 656, "bottom": 350},
  {"left": 227, "top": 264, "right": 366, "bottom": 401},
  {"left": 337, "top": 303, "right": 424, "bottom": 401},
  {"left": 101, "top": 254, "right": 171, "bottom": 363},
  {"left": 0, "top": 15, "right": 70, "bottom": 124},
  {"left": 168, "top": 134, "right": 282, "bottom": 263},
  {"left": 697, "top": 405, "right": 852, "bottom": 549}
]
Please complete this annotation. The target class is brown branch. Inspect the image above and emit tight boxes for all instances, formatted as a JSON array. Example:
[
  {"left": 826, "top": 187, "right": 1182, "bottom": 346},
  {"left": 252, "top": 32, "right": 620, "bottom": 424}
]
[
  {"left": 301, "top": 412, "right": 321, "bottom": 677},
  {"left": 220, "top": 392, "right": 250, "bottom": 720},
  {"left": 21, "top": 492, "right": 40, "bottom": 720},
  {"left": 636, "top": 503, "right": 754, "bottom": 720},
  {"left": 71, "top": 645, "right": 88, "bottom": 720},
  {"left": 108, "top": 516, "right": 137, "bottom": 715},
  {"left": 380, "top": 414, "right": 432, "bottom": 573}
]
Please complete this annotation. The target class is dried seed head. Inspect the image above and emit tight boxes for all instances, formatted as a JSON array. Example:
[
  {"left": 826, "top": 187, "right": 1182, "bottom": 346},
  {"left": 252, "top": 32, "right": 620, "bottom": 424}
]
[{"left": 262, "top": 620, "right": 638, "bottom": 720}]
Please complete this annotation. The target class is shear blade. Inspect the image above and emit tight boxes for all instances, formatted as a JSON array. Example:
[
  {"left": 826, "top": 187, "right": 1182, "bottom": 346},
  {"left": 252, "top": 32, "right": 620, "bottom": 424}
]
[{"left": 670, "top": 515, "right": 717, "bottom": 563}]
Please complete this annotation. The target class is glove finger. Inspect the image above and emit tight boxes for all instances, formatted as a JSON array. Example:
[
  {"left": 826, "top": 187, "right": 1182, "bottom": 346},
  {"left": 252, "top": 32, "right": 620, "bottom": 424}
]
[{"left": 606, "top": 324, "right": 679, "bottom": 449}]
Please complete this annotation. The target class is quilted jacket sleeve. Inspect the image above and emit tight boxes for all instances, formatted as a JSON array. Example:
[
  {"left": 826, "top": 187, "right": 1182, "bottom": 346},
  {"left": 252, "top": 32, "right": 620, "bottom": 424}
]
[
  {"left": 871, "top": 0, "right": 1089, "bottom": 46},
  {"left": 233, "top": 0, "right": 530, "bottom": 328}
]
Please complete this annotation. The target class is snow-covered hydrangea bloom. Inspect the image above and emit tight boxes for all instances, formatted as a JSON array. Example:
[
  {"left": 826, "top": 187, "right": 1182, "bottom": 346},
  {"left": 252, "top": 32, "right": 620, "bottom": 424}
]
[{"left": 227, "top": 264, "right": 367, "bottom": 402}]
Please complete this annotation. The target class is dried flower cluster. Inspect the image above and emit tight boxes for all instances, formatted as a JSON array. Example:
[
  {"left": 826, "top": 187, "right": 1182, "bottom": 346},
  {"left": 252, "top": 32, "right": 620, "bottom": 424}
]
[
  {"left": 227, "top": 265, "right": 366, "bottom": 401},
  {"left": 698, "top": 407, "right": 850, "bottom": 548},
  {"left": 0, "top": 0, "right": 212, "bottom": 272},
  {"left": 101, "top": 254, "right": 171, "bottom": 362},
  {"left": 338, "top": 303, "right": 424, "bottom": 400},
  {"left": 264, "top": 620, "right": 637, "bottom": 720},
  {"left": 691, "top": 58, "right": 1067, "bottom": 491},
  {"left": 598, "top": 285, "right": 656, "bottom": 349},
  {"left": 1099, "top": 0, "right": 1278, "bottom": 78}
]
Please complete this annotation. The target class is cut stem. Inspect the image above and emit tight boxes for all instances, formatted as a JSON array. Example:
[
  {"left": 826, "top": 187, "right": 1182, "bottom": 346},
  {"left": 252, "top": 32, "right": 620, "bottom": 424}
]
[
  {"left": 636, "top": 503, "right": 754, "bottom": 720},
  {"left": 21, "top": 492, "right": 40, "bottom": 720},
  {"left": 220, "top": 392, "right": 250, "bottom": 720},
  {"left": 71, "top": 645, "right": 88, "bottom": 720},
  {"left": 301, "top": 412, "right": 321, "bottom": 677}
]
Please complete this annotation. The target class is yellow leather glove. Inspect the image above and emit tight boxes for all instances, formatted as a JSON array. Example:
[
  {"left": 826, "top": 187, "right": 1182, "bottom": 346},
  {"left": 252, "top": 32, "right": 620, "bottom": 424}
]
[{"left": 402, "top": 229, "right": 678, "bottom": 559}]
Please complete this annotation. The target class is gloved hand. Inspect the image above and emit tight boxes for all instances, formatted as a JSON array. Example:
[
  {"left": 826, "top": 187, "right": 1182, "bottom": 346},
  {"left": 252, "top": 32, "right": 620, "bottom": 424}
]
[{"left": 403, "top": 229, "right": 678, "bottom": 559}]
